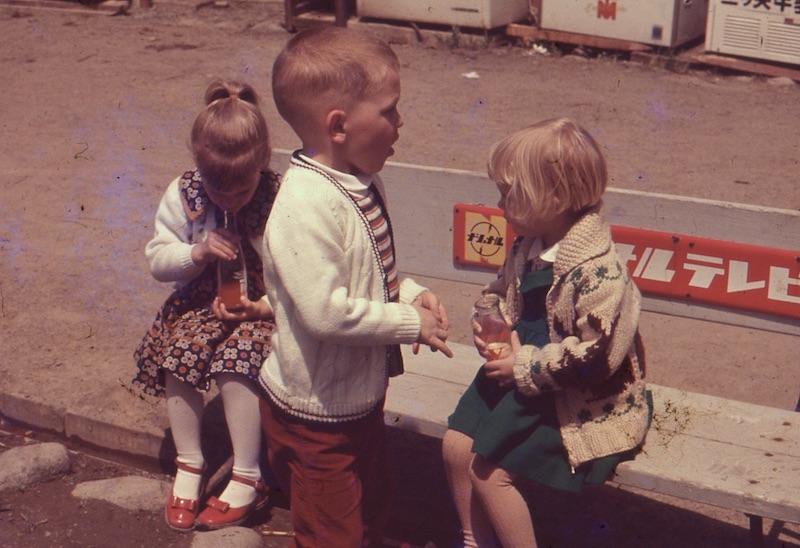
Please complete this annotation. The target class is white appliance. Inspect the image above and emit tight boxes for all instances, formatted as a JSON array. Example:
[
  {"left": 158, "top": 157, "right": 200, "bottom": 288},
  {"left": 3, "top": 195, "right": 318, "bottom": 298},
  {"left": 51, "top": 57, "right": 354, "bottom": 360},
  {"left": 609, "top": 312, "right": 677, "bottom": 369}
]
[
  {"left": 705, "top": 0, "right": 800, "bottom": 65},
  {"left": 356, "top": 0, "right": 530, "bottom": 29},
  {"left": 538, "top": 0, "right": 708, "bottom": 48}
]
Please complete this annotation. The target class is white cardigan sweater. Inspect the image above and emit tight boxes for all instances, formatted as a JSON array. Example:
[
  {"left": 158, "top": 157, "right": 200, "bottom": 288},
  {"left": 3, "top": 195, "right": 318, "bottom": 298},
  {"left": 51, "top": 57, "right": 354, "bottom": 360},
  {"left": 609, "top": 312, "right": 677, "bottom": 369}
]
[
  {"left": 146, "top": 174, "right": 265, "bottom": 286},
  {"left": 259, "top": 153, "right": 426, "bottom": 422}
]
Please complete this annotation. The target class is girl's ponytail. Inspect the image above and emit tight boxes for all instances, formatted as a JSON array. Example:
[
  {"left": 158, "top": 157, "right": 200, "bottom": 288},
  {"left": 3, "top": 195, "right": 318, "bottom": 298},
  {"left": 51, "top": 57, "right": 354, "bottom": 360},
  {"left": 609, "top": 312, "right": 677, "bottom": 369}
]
[{"left": 204, "top": 80, "right": 259, "bottom": 108}]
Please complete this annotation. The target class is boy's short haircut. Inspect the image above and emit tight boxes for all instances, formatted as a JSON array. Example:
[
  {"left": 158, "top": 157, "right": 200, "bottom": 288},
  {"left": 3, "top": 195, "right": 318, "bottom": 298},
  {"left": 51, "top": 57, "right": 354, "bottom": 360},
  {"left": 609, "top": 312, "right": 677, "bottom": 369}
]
[
  {"left": 487, "top": 118, "right": 608, "bottom": 223},
  {"left": 272, "top": 26, "right": 400, "bottom": 130}
]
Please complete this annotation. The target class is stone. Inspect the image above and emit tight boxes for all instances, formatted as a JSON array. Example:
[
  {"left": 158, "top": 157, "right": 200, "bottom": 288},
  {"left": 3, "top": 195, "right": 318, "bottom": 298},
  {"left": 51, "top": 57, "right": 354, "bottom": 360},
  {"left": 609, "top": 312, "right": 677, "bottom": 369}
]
[
  {"left": 0, "top": 442, "right": 71, "bottom": 491},
  {"left": 71, "top": 475, "right": 171, "bottom": 513},
  {"left": 192, "top": 527, "right": 265, "bottom": 548}
]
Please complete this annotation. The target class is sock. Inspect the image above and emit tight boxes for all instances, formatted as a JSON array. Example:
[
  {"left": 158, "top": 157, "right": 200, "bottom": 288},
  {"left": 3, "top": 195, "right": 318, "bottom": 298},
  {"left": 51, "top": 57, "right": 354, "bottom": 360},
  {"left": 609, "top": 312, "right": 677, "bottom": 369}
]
[
  {"left": 217, "top": 375, "right": 263, "bottom": 507},
  {"left": 173, "top": 465, "right": 204, "bottom": 500},
  {"left": 165, "top": 374, "right": 205, "bottom": 500},
  {"left": 218, "top": 477, "right": 259, "bottom": 507}
]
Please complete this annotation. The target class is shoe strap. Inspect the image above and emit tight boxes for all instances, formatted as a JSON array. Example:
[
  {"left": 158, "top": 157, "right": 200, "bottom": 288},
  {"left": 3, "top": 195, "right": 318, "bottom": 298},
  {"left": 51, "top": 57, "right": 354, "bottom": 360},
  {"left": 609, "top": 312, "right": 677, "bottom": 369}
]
[
  {"left": 175, "top": 460, "right": 206, "bottom": 476},
  {"left": 230, "top": 474, "right": 268, "bottom": 495}
]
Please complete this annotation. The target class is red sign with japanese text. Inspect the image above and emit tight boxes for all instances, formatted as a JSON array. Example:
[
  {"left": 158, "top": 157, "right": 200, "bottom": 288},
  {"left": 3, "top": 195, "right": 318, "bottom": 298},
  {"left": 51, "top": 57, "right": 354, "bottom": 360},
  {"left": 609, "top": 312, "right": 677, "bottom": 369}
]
[
  {"left": 610, "top": 225, "right": 800, "bottom": 319},
  {"left": 452, "top": 203, "right": 800, "bottom": 319}
]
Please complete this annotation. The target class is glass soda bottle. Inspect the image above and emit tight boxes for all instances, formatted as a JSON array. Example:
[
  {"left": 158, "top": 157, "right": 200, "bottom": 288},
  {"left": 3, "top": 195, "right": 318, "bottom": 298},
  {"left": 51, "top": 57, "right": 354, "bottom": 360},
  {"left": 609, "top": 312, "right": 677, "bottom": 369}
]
[
  {"left": 216, "top": 211, "right": 247, "bottom": 311},
  {"left": 473, "top": 294, "right": 512, "bottom": 360}
]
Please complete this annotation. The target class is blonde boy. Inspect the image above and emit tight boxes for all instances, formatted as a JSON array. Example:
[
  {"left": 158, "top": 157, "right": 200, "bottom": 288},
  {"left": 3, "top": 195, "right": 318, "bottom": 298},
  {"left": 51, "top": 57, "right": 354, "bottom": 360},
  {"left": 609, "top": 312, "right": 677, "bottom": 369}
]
[{"left": 258, "top": 27, "right": 452, "bottom": 547}]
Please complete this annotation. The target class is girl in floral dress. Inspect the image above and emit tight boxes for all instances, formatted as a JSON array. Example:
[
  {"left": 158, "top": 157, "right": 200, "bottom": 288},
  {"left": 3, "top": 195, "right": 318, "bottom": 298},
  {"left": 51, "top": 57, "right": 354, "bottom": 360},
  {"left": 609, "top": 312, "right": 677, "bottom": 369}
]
[{"left": 133, "top": 79, "right": 278, "bottom": 532}]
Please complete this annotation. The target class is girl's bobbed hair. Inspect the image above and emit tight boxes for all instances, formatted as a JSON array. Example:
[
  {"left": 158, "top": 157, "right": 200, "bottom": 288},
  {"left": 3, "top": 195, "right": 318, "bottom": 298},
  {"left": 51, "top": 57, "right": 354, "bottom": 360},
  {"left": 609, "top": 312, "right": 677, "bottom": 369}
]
[
  {"left": 190, "top": 79, "right": 271, "bottom": 192},
  {"left": 487, "top": 118, "right": 608, "bottom": 224}
]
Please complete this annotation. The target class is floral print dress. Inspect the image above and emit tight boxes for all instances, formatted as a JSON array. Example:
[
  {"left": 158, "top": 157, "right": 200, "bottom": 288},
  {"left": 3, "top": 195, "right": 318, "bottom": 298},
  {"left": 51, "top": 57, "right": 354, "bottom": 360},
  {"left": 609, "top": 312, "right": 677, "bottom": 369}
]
[{"left": 132, "top": 169, "right": 278, "bottom": 397}]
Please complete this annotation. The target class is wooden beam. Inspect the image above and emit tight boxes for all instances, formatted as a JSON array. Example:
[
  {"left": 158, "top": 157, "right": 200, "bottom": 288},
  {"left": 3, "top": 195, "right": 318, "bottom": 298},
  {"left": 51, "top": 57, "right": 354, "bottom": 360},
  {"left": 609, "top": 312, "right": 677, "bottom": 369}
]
[
  {"left": 506, "top": 23, "right": 653, "bottom": 52},
  {"left": 0, "top": 0, "right": 127, "bottom": 14},
  {"left": 691, "top": 52, "right": 800, "bottom": 81}
]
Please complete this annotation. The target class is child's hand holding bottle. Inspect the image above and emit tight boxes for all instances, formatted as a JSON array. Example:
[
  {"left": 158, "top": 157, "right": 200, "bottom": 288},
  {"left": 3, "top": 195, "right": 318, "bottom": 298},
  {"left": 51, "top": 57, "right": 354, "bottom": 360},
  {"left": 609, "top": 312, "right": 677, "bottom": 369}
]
[
  {"left": 481, "top": 330, "right": 521, "bottom": 389},
  {"left": 192, "top": 228, "right": 239, "bottom": 266},
  {"left": 190, "top": 211, "right": 250, "bottom": 314},
  {"left": 473, "top": 295, "right": 521, "bottom": 388},
  {"left": 190, "top": 226, "right": 242, "bottom": 265},
  {"left": 472, "top": 294, "right": 512, "bottom": 360},
  {"left": 212, "top": 295, "right": 273, "bottom": 322}
]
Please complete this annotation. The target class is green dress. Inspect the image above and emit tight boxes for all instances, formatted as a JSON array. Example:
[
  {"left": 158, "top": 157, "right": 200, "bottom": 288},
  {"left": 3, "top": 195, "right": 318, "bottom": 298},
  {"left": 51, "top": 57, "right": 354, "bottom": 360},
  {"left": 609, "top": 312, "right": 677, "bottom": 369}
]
[{"left": 447, "top": 266, "right": 649, "bottom": 493}]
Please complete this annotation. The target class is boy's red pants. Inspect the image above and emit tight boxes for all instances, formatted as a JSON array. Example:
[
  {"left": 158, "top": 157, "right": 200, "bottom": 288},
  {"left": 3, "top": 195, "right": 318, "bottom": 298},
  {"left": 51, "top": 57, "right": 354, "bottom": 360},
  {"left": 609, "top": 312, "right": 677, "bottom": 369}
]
[{"left": 259, "top": 396, "right": 392, "bottom": 548}]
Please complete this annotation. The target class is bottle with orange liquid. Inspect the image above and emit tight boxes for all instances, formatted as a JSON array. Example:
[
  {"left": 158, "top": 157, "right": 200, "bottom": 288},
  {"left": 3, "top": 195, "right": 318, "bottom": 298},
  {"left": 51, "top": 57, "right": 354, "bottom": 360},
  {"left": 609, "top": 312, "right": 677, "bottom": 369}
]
[
  {"left": 217, "top": 211, "right": 247, "bottom": 311},
  {"left": 473, "top": 294, "right": 512, "bottom": 360}
]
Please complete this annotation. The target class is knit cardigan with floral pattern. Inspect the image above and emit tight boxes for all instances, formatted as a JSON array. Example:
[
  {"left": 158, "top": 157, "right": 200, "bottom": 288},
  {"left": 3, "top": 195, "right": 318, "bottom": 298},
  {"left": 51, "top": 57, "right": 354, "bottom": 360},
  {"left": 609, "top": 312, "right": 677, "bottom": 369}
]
[{"left": 486, "top": 202, "right": 650, "bottom": 468}]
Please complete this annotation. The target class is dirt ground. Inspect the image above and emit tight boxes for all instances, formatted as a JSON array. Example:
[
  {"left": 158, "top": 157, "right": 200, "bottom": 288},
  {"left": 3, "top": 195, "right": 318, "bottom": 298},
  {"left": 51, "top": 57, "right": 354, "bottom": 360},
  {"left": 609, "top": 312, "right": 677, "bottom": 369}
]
[
  {"left": 1, "top": 0, "right": 799, "bottom": 546},
  {"left": 0, "top": 428, "right": 194, "bottom": 548}
]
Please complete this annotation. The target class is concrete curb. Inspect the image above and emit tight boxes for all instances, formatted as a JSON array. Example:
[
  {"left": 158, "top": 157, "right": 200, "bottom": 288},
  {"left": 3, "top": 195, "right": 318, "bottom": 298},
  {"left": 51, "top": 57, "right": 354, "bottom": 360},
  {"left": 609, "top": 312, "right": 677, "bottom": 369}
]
[
  {"left": 1, "top": 390, "right": 168, "bottom": 463},
  {"left": 1, "top": 393, "right": 67, "bottom": 435}
]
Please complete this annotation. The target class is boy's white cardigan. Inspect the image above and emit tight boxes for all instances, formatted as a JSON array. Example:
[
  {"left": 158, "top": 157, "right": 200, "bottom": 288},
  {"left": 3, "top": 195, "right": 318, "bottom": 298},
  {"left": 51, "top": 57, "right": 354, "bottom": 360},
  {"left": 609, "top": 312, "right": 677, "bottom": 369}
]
[{"left": 259, "top": 153, "right": 426, "bottom": 422}]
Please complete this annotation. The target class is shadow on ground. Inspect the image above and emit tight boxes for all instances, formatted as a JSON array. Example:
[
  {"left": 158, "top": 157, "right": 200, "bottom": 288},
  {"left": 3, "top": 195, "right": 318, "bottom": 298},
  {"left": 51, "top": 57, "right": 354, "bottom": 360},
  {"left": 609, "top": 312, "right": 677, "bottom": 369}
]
[{"left": 386, "top": 428, "right": 799, "bottom": 548}]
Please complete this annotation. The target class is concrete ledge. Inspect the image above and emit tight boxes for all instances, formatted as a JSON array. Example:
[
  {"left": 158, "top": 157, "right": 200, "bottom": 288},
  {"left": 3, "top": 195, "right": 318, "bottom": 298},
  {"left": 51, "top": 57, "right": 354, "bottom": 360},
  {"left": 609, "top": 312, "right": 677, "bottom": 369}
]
[
  {"left": 65, "top": 411, "right": 167, "bottom": 461},
  {"left": 0, "top": 392, "right": 66, "bottom": 435}
]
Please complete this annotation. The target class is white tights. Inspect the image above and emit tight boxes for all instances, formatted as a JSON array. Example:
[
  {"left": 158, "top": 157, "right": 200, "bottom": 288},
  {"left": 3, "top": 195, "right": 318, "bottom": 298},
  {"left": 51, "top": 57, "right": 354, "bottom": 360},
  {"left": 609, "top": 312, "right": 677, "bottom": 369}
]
[
  {"left": 165, "top": 374, "right": 262, "bottom": 506},
  {"left": 442, "top": 429, "right": 537, "bottom": 548}
]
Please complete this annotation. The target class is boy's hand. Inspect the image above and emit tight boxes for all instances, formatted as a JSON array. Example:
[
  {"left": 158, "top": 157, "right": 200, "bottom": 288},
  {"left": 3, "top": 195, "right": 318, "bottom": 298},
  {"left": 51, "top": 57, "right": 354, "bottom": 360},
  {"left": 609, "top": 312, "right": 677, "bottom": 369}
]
[
  {"left": 412, "top": 295, "right": 453, "bottom": 358},
  {"left": 482, "top": 331, "right": 521, "bottom": 389},
  {"left": 191, "top": 227, "right": 241, "bottom": 266},
  {"left": 412, "top": 290, "right": 450, "bottom": 331},
  {"left": 212, "top": 295, "right": 273, "bottom": 322}
]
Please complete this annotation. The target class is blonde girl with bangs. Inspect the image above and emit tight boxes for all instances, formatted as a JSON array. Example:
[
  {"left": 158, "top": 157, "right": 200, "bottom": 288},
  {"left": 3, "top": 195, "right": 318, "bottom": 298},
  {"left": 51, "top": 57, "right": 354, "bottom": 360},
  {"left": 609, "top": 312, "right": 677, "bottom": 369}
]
[
  {"left": 489, "top": 118, "right": 608, "bottom": 227},
  {"left": 443, "top": 118, "right": 651, "bottom": 547}
]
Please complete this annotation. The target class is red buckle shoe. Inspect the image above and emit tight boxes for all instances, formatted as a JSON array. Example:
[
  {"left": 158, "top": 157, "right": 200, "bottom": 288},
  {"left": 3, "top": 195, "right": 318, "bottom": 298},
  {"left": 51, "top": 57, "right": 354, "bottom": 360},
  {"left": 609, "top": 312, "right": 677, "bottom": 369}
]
[
  {"left": 195, "top": 474, "right": 269, "bottom": 530},
  {"left": 164, "top": 461, "right": 206, "bottom": 532}
]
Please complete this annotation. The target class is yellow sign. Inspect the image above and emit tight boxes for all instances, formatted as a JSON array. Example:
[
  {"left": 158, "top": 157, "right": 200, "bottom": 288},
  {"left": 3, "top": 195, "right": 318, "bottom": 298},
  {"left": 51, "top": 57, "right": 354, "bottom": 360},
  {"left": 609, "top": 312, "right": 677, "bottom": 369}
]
[{"left": 453, "top": 204, "right": 516, "bottom": 269}]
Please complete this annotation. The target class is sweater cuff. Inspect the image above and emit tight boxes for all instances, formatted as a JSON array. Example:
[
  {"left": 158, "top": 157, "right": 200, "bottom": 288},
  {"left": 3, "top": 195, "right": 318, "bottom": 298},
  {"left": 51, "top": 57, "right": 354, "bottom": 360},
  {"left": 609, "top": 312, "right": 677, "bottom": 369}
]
[
  {"left": 395, "top": 303, "right": 423, "bottom": 343},
  {"left": 514, "top": 345, "right": 542, "bottom": 396},
  {"left": 187, "top": 244, "right": 201, "bottom": 267},
  {"left": 180, "top": 245, "right": 205, "bottom": 278},
  {"left": 399, "top": 277, "right": 427, "bottom": 305}
]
